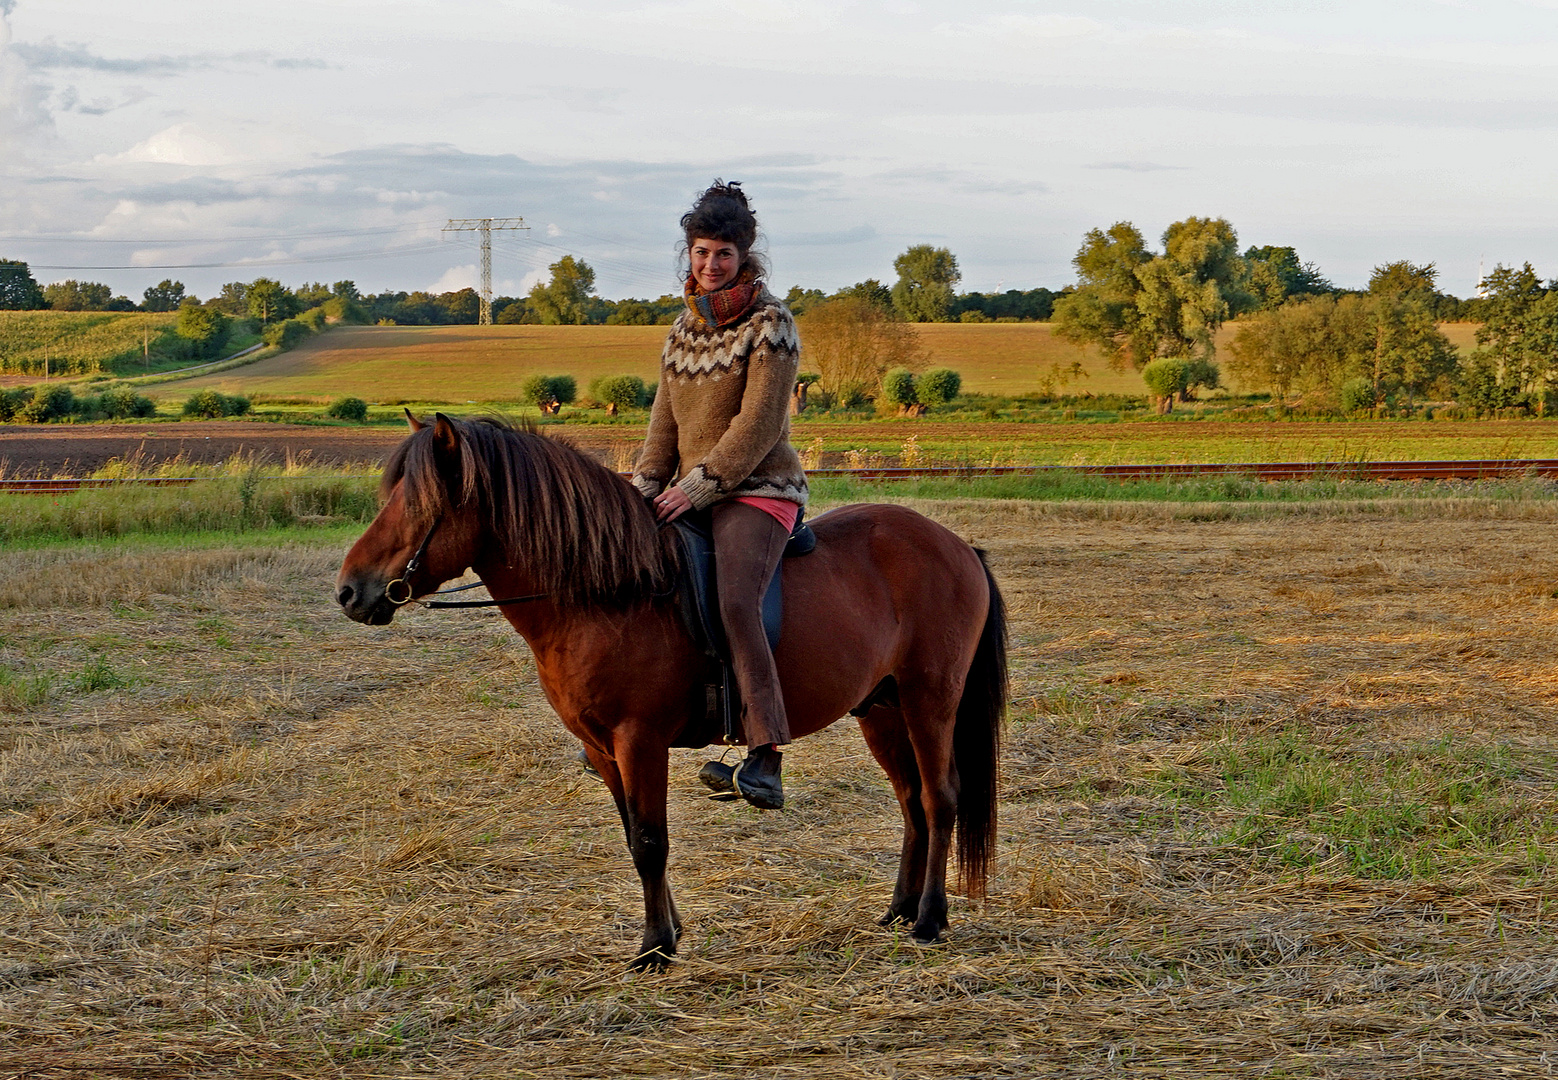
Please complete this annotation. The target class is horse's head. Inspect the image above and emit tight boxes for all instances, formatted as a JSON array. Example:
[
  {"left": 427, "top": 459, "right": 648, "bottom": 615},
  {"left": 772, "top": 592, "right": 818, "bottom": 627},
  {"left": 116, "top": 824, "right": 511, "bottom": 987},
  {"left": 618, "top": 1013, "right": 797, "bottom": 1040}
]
[{"left": 336, "top": 411, "right": 484, "bottom": 624}]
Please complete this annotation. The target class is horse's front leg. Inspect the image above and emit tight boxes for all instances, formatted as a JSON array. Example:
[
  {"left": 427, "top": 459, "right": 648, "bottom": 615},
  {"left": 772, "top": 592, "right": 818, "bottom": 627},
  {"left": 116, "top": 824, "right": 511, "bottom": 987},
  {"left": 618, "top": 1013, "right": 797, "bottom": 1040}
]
[{"left": 613, "top": 732, "right": 678, "bottom": 970}]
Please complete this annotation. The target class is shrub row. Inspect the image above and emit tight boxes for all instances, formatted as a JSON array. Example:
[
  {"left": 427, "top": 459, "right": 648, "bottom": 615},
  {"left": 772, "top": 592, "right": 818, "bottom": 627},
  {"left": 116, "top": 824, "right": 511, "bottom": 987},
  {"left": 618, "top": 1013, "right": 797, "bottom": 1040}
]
[
  {"left": 181, "top": 389, "right": 252, "bottom": 418},
  {"left": 0, "top": 384, "right": 157, "bottom": 423}
]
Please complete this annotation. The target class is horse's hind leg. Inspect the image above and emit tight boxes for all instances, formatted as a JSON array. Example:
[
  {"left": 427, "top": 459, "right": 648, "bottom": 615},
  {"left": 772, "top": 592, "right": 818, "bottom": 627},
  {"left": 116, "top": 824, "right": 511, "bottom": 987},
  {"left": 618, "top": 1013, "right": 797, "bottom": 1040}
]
[
  {"left": 602, "top": 734, "right": 679, "bottom": 970},
  {"left": 857, "top": 708, "right": 927, "bottom": 928},
  {"left": 897, "top": 680, "right": 964, "bottom": 945}
]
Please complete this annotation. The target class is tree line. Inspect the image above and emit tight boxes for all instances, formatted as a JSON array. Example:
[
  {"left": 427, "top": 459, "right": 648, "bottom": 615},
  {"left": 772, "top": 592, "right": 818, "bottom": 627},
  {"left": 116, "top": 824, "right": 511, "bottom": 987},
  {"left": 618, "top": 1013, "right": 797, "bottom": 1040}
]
[
  {"left": 1049, "top": 217, "right": 1548, "bottom": 414},
  {"left": 0, "top": 245, "right": 1059, "bottom": 327}
]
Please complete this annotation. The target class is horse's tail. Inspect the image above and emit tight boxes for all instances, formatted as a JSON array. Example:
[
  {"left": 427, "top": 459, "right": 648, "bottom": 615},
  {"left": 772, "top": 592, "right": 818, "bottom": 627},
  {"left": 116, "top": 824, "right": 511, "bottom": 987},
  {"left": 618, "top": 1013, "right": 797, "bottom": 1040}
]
[{"left": 955, "top": 549, "right": 1007, "bottom": 899}]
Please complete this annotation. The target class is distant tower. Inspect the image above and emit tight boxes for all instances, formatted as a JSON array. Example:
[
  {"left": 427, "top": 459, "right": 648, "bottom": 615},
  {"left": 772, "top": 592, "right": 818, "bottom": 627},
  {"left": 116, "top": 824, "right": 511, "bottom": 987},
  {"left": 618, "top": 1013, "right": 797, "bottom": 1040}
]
[{"left": 442, "top": 217, "right": 530, "bottom": 324}]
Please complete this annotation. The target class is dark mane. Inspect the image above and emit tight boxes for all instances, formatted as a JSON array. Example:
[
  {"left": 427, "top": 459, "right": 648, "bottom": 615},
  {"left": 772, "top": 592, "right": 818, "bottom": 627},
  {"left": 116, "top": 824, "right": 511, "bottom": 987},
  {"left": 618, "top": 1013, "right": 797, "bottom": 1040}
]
[{"left": 382, "top": 417, "right": 676, "bottom": 606}]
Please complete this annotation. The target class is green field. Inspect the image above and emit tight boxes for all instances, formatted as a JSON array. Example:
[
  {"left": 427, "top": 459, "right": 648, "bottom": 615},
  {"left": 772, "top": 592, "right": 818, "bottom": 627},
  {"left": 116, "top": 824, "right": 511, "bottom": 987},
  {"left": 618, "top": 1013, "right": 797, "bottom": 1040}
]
[{"left": 0, "top": 310, "right": 179, "bottom": 378}]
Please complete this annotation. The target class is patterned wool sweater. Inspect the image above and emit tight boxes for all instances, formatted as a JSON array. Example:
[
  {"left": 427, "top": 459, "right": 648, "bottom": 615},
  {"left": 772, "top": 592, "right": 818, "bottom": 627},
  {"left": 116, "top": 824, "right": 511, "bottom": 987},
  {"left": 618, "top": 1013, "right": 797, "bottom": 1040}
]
[{"left": 631, "top": 289, "right": 808, "bottom": 510}]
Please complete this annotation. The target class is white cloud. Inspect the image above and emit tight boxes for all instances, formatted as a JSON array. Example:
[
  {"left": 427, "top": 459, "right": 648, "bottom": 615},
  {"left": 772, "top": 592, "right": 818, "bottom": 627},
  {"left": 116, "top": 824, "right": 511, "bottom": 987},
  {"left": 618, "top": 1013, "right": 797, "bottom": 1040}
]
[
  {"left": 99, "top": 123, "right": 234, "bottom": 165},
  {"left": 428, "top": 263, "right": 477, "bottom": 292}
]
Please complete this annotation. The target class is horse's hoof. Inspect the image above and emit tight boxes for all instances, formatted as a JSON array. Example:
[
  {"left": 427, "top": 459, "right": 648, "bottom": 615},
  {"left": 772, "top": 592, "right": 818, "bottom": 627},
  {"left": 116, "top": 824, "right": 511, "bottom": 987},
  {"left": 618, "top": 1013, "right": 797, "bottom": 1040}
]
[
  {"left": 878, "top": 910, "right": 912, "bottom": 927},
  {"left": 628, "top": 947, "right": 674, "bottom": 972},
  {"left": 909, "top": 923, "right": 946, "bottom": 946}
]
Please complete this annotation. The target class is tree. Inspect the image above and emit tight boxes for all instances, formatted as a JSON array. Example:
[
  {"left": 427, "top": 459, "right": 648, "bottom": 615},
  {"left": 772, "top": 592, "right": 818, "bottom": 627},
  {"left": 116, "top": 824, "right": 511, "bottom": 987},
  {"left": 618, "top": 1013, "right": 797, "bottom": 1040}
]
[
  {"left": 176, "top": 301, "right": 231, "bottom": 359},
  {"left": 528, "top": 256, "right": 596, "bottom": 325},
  {"left": 0, "top": 260, "right": 46, "bottom": 309},
  {"left": 800, "top": 295, "right": 924, "bottom": 403},
  {"left": 332, "top": 280, "right": 362, "bottom": 301},
  {"left": 212, "top": 281, "right": 249, "bottom": 315},
  {"left": 836, "top": 279, "right": 893, "bottom": 311},
  {"left": 141, "top": 279, "right": 187, "bottom": 312},
  {"left": 1054, "top": 218, "right": 1252, "bottom": 371},
  {"left": 891, "top": 245, "right": 961, "bottom": 322},
  {"left": 606, "top": 299, "right": 656, "bottom": 325},
  {"left": 1052, "top": 222, "right": 1154, "bottom": 368},
  {"left": 784, "top": 286, "right": 826, "bottom": 316},
  {"left": 247, "top": 278, "right": 297, "bottom": 324},
  {"left": 434, "top": 288, "right": 480, "bottom": 324},
  {"left": 1137, "top": 216, "right": 1254, "bottom": 362},
  {"left": 1244, "top": 245, "right": 1331, "bottom": 309},
  {"left": 1371, "top": 294, "right": 1457, "bottom": 406},
  {"left": 1368, "top": 260, "right": 1438, "bottom": 299},
  {"left": 1465, "top": 263, "right": 1556, "bottom": 410},
  {"left": 294, "top": 281, "right": 332, "bottom": 307},
  {"left": 43, "top": 279, "right": 114, "bottom": 311}
]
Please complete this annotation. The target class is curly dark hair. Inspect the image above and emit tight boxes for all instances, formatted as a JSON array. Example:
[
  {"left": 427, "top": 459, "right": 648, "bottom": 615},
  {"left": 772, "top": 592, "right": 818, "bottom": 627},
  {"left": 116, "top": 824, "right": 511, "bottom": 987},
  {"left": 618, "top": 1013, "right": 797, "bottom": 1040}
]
[{"left": 679, "top": 179, "right": 769, "bottom": 281}]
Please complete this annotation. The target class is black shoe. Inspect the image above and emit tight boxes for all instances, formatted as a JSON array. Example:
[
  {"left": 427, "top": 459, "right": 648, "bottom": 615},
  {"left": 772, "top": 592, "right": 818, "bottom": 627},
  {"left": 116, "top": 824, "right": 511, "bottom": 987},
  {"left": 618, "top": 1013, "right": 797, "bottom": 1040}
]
[
  {"left": 699, "top": 759, "right": 735, "bottom": 793},
  {"left": 704, "top": 746, "right": 783, "bottom": 810}
]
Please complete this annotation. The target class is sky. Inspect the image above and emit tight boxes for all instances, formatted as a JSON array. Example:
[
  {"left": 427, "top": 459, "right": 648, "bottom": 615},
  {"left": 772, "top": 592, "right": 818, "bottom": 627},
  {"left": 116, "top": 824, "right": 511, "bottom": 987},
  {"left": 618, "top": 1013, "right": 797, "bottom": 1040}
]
[{"left": 2, "top": 0, "right": 1558, "bottom": 302}]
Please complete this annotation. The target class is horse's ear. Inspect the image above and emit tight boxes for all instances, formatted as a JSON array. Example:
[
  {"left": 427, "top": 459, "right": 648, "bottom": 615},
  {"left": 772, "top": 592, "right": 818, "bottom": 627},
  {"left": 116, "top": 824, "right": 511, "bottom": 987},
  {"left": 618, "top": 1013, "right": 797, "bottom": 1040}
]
[
  {"left": 431, "top": 412, "right": 460, "bottom": 460},
  {"left": 404, "top": 408, "right": 424, "bottom": 432}
]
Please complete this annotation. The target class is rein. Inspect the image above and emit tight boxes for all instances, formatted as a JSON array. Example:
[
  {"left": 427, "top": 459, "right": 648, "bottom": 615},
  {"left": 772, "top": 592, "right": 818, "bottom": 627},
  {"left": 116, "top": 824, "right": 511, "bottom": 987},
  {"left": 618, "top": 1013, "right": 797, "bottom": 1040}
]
[{"left": 385, "top": 514, "right": 548, "bottom": 609}]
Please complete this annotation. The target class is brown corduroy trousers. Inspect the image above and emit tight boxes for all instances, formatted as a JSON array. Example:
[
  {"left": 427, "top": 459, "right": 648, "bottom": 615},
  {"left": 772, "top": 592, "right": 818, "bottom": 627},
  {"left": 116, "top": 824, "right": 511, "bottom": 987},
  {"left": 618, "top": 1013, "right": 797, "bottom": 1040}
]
[{"left": 711, "top": 500, "right": 793, "bottom": 748}]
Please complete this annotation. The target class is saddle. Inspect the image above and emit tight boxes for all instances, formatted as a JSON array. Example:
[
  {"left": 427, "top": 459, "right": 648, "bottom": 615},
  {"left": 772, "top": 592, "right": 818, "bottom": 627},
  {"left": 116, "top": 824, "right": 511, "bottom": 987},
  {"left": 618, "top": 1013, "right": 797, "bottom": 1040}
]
[{"left": 668, "top": 507, "right": 816, "bottom": 748}]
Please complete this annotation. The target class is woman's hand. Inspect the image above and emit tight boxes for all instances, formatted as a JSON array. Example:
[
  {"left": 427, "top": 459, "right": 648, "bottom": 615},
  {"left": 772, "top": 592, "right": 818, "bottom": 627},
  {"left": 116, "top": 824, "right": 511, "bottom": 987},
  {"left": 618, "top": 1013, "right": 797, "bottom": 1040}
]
[{"left": 654, "top": 486, "right": 693, "bottom": 522}]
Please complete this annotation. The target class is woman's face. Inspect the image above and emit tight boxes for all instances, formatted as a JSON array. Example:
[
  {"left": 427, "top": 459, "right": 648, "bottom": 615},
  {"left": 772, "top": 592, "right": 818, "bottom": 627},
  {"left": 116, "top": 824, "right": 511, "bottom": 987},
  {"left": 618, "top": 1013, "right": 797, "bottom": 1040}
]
[{"left": 690, "top": 237, "right": 743, "bottom": 292}]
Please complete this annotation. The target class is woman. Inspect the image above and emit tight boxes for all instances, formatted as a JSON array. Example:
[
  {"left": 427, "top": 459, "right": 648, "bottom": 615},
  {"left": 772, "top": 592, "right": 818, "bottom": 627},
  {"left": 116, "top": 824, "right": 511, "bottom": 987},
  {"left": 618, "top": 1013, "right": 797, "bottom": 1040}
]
[{"left": 632, "top": 180, "right": 807, "bottom": 810}]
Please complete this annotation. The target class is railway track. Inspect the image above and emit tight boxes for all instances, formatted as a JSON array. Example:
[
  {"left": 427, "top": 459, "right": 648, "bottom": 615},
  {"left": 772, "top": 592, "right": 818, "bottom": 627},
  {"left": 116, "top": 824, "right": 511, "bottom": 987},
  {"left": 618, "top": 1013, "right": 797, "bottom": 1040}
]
[{"left": 5, "top": 459, "right": 1558, "bottom": 495}]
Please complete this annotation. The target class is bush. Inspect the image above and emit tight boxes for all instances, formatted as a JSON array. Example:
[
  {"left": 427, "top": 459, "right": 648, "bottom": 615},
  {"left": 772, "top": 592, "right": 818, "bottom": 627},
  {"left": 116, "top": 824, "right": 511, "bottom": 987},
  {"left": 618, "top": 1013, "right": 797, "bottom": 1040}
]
[
  {"left": 591, "top": 374, "right": 648, "bottom": 409},
  {"left": 1183, "top": 358, "right": 1221, "bottom": 395},
  {"left": 326, "top": 396, "right": 369, "bottom": 422},
  {"left": 19, "top": 385, "right": 75, "bottom": 423},
  {"left": 262, "top": 318, "right": 311, "bottom": 351},
  {"left": 1339, "top": 377, "right": 1376, "bottom": 413},
  {"left": 1141, "top": 358, "right": 1190, "bottom": 399},
  {"left": 881, "top": 367, "right": 918, "bottom": 407},
  {"left": 917, "top": 367, "right": 961, "bottom": 404},
  {"left": 296, "top": 307, "right": 327, "bottom": 331},
  {"left": 182, "top": 390, "right": 249, "bottom": 418},
  {"left": 98, "top": 386, "right": 156, "bottom": 419},
  {"left": 519, "top": 374, "right": 577, "bottom": 410},
  {"left": 0, "top": 387, "right": 33, "bottom": 422},
  {"left": 320, "top": 296, "right": 369, "bottom": 324}
]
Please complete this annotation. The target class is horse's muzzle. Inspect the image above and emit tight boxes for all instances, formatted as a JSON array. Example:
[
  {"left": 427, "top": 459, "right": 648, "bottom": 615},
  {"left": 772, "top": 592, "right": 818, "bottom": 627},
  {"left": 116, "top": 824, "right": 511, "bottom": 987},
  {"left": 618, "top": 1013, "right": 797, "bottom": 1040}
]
[{"left": 336, "top": 576, "right": 397, "bottom": 625}]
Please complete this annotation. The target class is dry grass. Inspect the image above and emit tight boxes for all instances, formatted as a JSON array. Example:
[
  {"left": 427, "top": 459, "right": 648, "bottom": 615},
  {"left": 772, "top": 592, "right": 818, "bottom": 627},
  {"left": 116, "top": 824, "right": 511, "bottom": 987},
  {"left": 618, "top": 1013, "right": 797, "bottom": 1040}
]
[{"left": 3, "top": 499, "right": 1558, "bottom": 1076}]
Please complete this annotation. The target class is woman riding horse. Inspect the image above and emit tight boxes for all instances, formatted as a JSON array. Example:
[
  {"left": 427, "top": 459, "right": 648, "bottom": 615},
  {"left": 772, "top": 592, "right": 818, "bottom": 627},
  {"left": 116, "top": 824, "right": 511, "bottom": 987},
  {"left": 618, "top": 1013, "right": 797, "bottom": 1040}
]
[{"left": 631, "top": 180, "right": 806, "bottom": 810}]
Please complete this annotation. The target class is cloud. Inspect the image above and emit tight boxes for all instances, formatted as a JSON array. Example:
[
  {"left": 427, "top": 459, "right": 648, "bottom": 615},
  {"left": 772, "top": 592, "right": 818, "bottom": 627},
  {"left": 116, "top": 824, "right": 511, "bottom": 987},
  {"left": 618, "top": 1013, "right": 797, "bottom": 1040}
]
[
  {"left": 427, "top": 264, "right": 477, "bottom": 293},
  {"left": 781, "top": 224, "right": 876, "bottom": 246},
  {"left": 1085, "top": 161, "right": 1189, "bottom": 172},
  {"left": 13, "top": 39, "right": 326, "bottom": 76},
  {"left": 98, "top": 124, "right": 236, "bottom": 166}
]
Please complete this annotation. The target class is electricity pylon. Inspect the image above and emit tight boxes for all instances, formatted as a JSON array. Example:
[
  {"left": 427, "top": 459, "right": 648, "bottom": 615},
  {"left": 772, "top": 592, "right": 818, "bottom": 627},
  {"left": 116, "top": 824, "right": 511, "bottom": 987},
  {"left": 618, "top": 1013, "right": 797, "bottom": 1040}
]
[{"left": 442, "top": 217, "right": 529, "bottom": 324}]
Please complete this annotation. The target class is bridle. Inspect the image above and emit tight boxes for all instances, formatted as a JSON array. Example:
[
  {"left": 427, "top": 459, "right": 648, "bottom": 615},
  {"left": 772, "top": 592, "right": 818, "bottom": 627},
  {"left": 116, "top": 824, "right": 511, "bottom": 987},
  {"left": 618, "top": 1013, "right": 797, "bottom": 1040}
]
[{"left": 385, "top": 513, "right": 548, "bottom": 609}]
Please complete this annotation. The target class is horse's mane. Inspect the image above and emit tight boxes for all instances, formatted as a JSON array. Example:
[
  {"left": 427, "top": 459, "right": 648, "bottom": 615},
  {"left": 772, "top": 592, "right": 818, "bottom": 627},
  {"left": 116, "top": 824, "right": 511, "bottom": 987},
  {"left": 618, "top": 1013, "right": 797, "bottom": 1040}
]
[{"left": 382, "top": 416, "right": 676, "bottom": 607}]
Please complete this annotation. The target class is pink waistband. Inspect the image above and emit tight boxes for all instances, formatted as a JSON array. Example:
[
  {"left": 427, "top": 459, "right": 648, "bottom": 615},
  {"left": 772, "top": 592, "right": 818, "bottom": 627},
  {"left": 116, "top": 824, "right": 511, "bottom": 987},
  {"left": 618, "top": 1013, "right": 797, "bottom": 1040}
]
[{"left": 732, "top": 496, "right": 800, "bottom": 531}]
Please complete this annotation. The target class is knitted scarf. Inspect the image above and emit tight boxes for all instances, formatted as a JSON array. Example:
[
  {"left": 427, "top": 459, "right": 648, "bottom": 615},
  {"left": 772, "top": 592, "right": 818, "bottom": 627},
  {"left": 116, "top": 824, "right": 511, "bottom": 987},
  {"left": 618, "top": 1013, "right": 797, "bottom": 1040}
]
[{"left": 684, "top": 266, "right": 762, "bottom": 329}]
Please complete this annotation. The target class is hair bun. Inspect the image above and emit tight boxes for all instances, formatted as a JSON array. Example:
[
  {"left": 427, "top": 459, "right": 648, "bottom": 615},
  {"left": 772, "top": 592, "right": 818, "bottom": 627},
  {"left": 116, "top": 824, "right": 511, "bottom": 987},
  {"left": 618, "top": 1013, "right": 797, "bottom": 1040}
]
[{"left": 680, "top": 178, "right": 759, "bottom": 254}]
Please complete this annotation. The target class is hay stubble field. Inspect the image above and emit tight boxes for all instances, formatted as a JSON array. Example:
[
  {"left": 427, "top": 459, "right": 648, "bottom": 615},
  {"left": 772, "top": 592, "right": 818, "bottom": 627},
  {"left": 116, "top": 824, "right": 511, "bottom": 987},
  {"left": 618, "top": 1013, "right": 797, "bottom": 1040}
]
[{"left": 4, "top": 494, "right": 1558, "bottom": 1077}]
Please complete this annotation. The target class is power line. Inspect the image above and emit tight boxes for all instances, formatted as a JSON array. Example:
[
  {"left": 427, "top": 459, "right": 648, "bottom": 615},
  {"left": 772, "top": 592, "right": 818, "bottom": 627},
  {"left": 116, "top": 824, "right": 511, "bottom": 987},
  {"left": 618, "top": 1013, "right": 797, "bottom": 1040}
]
[{"left": 442, "top": 217, "right": 529, "bottom": 324}]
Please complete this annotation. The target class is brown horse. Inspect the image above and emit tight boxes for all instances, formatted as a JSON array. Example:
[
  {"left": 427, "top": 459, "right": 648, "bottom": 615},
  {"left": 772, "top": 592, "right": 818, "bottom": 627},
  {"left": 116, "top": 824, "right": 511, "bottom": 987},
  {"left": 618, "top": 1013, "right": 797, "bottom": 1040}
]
[{"left": 335, "top": 415, "right": 1007, "bottom": 969}]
